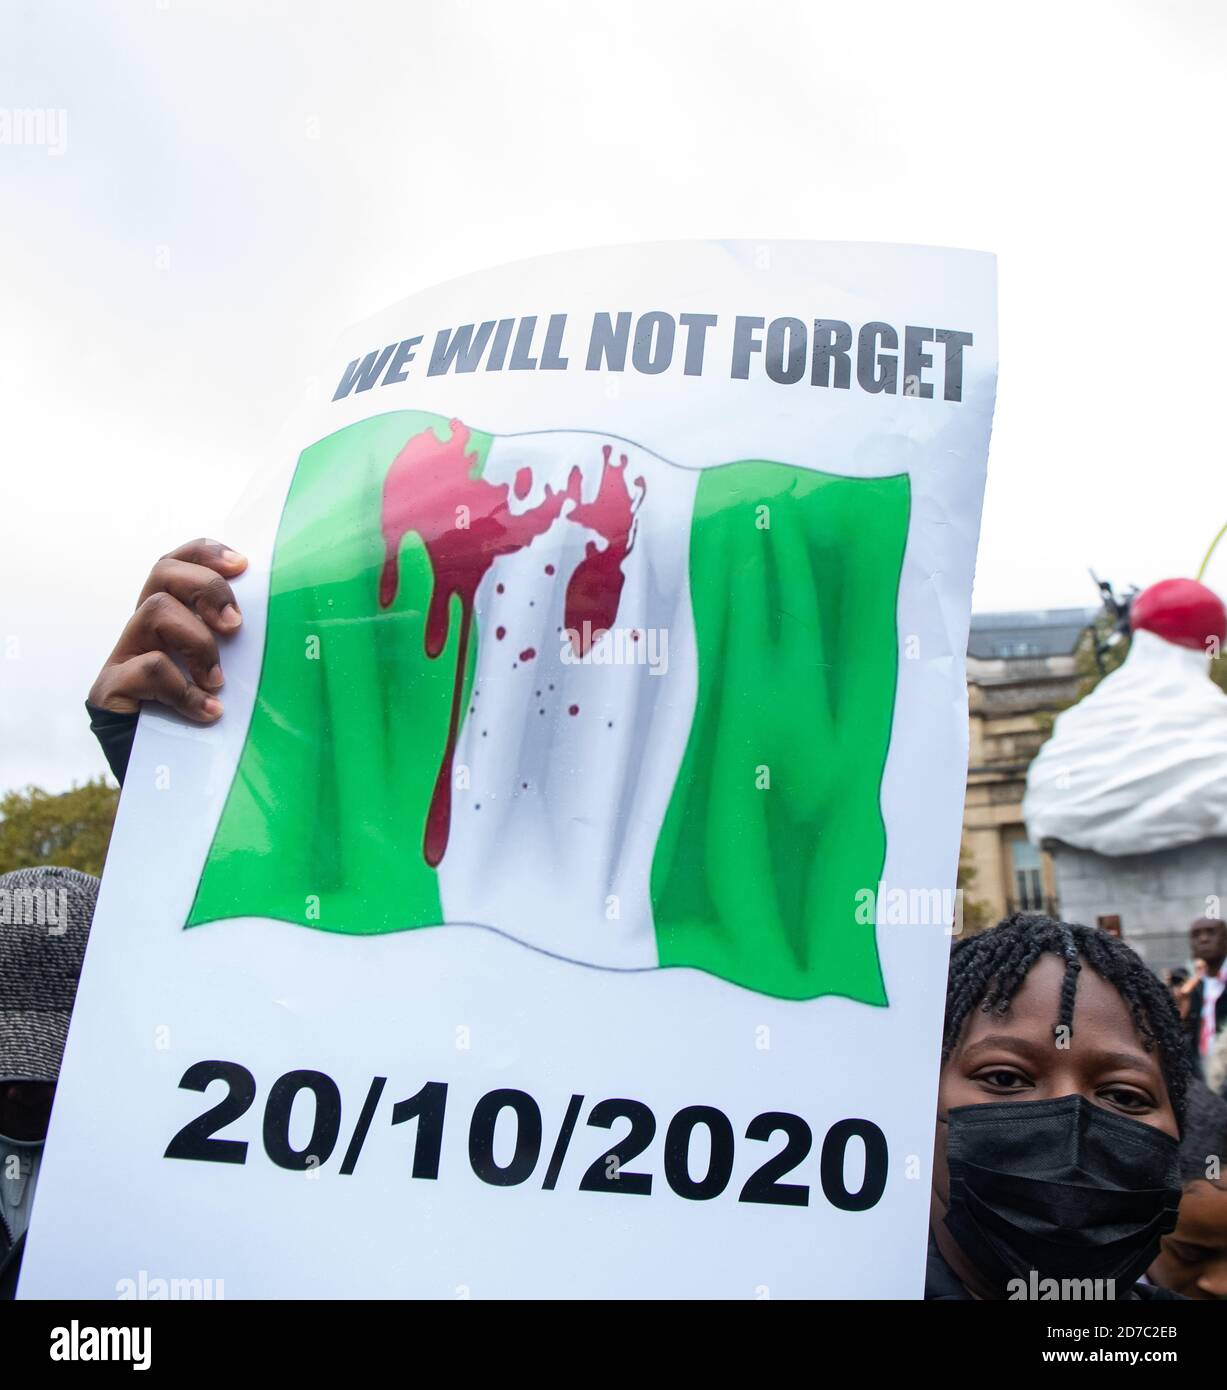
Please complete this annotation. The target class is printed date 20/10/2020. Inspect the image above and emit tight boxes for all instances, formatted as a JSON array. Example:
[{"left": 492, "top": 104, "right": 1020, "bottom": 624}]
[{"left": 165, "top": 1061, "right": 889, "bottom": 1210}]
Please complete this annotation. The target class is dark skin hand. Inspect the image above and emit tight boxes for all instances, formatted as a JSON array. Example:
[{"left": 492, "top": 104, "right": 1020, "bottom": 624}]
[
  {"left": 1148, "top": 1180, "right": 1227, "bottom": 1299},
  {"left": 930, "top": 954, "right": 1179, "bottom": 1300},
  {"left": 88, "top": 539, "right": 247, "bottom": 722}
]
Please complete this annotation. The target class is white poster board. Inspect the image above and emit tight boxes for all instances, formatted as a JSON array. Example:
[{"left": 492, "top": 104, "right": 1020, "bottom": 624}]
[{"left": 21, "top": 241, "right": 996, "bottom": 1298}]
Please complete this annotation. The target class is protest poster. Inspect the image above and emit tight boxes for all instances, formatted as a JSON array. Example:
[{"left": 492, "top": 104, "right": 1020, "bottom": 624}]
[{"left": 20, "top": 241, "right": 997, "bottom": 1298}]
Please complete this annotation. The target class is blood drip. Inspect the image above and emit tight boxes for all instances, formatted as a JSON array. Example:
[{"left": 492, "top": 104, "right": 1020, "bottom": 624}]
[
  {"left": 564, "top": 446, "right": 645, "bottom": 656},
  {"left": 378, "top": 423, "right": 646, "bottom": 865},
  {"left": 379, "top": 420, "right": 582, "bottom": 865}
]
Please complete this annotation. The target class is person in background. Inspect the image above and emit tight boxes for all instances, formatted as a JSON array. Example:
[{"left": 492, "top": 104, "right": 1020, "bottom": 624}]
[
  {"left": 1207, "top": 1022, "right": 1227, "bottom": 1101},
  {"left": 1147, "top": 1078, "right": 1227, "bottom": 1298},
  {"left": 1176, "top": 917, "right": 1227, "bottom": 1073},
  {"left": 0, "top": 867, "right": 97, "bottom": 1298},
  {"left": 928, "top": 914, "right": 1190, "bottom": 1300}
]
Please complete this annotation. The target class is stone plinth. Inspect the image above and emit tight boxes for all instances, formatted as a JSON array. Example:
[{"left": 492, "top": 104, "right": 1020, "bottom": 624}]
[{"left": 1046, "top": 837, "right": 1227, "bottom": 972}]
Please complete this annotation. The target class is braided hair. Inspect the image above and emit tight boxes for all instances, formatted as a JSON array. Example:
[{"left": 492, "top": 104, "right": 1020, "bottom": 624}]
[
  {"left": 943, "top": 912, "right": 1192, "bottom": 1122},
  {"left": 1178, "top": 1079, "right": 1227, "bottom": 1184}
]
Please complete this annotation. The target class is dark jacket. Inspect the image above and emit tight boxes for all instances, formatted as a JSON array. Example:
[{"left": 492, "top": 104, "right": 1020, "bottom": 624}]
[
  {"left": 0, "top": 1229, "right": 24, "bottom": 1300},
  {"left": 87, "top": 701, "right": 137, "bottom": 785}
]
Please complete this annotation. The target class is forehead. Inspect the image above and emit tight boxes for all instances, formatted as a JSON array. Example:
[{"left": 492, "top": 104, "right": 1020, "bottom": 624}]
[
  {"left": 1175, "top": 1182, "right": 1227, "bottom": 1241},
  {"left": 959, "top": 953, "right": 1151, "bottom": 1054}
]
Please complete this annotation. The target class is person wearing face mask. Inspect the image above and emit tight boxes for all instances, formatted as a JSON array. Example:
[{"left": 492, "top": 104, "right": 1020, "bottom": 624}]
[
  {"left": 0, "top": 866, "right": 96, "bottom": 1298},
  {"left": 926, "top": 913, "right": 1191, "bottom": 1301}
]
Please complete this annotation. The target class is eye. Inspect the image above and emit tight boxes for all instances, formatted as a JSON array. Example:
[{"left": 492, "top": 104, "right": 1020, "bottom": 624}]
[
  {"left": 1162, "top": 1239, "right": 1206, "bottom": 1265},
  {"left": 972, "top": 1066, "right": 1032, "bottom": 1092},
  {"left": 1098, "top": 1085, "right": 1155, "bottom": 1114}
]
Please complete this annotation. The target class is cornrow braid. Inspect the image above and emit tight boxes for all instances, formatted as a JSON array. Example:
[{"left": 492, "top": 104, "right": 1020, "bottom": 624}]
[
  {"left": 943, "top": 912, "right": 1192, "bottom": 1122},
  {"left": 1178, "top": 1080, "right": 1227, "bottom": 1184}
]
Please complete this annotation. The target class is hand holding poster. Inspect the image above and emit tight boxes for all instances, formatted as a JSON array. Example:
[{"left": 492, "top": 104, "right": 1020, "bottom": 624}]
[{"left": 21, "top": 241, "right": 996, "bottom": 1298}]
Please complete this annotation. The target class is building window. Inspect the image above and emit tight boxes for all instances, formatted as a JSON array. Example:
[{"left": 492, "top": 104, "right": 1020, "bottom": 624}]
[{"left": 1010, "top": 839, "right": 1044, "bottom": 911}]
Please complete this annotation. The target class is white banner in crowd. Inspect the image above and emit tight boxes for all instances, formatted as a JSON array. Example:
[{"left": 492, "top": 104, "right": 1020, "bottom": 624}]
[{"left": 22, "top": 241, "right": 996, "bottom": 1298}]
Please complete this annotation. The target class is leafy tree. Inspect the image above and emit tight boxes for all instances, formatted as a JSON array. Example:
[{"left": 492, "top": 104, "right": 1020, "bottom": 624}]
[
  {"left": 0, "top": 779, "right": 120, "bottom": 877},
  {"left": 956, "top": 840, "right": 993, "bottom": 936}
]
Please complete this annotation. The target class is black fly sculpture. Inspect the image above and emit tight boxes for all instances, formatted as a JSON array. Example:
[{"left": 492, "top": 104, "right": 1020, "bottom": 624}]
[{"left": 1087, "top": 569, "right": 1138, "bottom": 672}]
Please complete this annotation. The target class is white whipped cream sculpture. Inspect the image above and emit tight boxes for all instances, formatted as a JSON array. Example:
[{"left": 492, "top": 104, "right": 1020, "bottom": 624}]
[{"left": 1024, "top": 578, "right": 1227, "bottom": 856}]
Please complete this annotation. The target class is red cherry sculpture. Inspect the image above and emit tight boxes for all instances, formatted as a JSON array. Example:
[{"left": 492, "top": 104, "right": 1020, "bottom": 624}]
[{"left": 1130, "top": 578, "right": 1227, "bottom": 651}]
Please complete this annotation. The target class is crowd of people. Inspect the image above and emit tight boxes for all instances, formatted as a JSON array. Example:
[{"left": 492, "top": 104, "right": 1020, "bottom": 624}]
[{"left": 2, "top": 539, "right": 1226, "bottom": 1300}]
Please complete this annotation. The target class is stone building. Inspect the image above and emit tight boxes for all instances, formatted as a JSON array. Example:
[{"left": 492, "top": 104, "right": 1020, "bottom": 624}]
[{"left": 961, "top": 608, "right": 1096, "bottom": 923}]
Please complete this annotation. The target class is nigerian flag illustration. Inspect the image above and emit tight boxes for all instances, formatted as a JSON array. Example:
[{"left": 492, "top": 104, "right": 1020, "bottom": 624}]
[{"left": 187, "top": 411, "right": 910, "bottom": 1003}]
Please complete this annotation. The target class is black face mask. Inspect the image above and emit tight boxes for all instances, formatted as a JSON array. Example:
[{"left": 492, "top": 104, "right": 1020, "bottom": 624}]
[{"left": 941, "top": 1095, "right": 1182, "bottom": 1297}]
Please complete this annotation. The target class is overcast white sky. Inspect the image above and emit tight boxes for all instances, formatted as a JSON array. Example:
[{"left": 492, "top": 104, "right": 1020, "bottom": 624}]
[{"left": 2, "top": 0, "right": 1225, "bottom": 794}]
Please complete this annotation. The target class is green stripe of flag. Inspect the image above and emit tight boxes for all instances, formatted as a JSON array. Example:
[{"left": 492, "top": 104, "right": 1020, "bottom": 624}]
[
  {"left": 650, "top": 462, "right": 909, "bottom": 1003},
  {"left": 186, "top": 412, "right": 489, "bottom": 933}
]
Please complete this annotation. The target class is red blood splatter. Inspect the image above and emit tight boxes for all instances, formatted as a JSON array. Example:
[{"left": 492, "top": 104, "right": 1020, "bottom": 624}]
[
  {"left": 379, "top": 420, "right": 582, "bottom": 865},
  {"left": 379, "top": 423, "right": 645, "bottom": 866},
  {"left": 495, "top": 626, "right": 506, "bottom": 640},
  {"left": 564, "top": 446, "right": 645, "bottom": 656}
]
